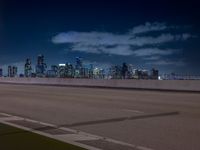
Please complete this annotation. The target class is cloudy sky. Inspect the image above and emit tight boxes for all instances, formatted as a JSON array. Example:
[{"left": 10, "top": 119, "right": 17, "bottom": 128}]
[{"left": 0, "top": 0, "right": 200, "bottom": 74}]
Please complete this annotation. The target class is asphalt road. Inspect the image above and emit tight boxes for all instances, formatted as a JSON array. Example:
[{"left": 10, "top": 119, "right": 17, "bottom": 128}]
[{"left": 0, "top": 83, "right": 200, "bottom": 150}]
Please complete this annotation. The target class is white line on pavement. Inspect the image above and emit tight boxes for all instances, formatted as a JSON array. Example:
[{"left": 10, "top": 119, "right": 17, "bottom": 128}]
[{"left": 0, "top": 112, "right": 154, "bottom": 150}]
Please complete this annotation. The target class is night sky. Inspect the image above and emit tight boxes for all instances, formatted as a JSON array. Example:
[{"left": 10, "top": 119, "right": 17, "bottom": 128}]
[{"left": 0, "top": 0, "right": 200, "bottom": 74}]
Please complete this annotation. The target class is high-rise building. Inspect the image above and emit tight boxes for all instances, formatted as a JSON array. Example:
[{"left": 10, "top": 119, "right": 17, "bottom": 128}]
[
  {"left": 8, "top": 66, "right": 18, "bottom": 77},
  {"left": 133, "top": 69, "right": 148, "bottom": 79},
  {"left": 13, "top": 66, "right": 18, "bottom": 77},
  {"left": 36, "top": 54, "right": 47, "bottom": 77},
  {"left": 136, "top": 69, "right": 148, "bottom": 79},
  {"left": 46, "top": 65, "right": 58, "bottom": 78},
  {"left": 51, "top": 65, "right": 59, "bottom": 77},
  {"left": 110, "top": 65, "right": 122, "bottom": 79},
  {"left": 89, "top": 64, "right": 94, "bottom": 78},
  {"left": 99, "top": 69, "right": 105, "bottom": 79},
  {"left": 8, "top": 66, "right": 12, "bottom": 77},
  {"left": 150, "top": 68, "right": 159, "bottom": 80},
  {"left": 122, "top": 62, "right": 128, "bottom": 79},
  {"left": 24, "top": 58, "right": 32, "bottom": 77},
  {"left": 75, "top": 57, "right": 84, "bottom": 78},
  {"left": 65, "top": 63, "right": 74, "bottom": 78},
  {"left": 93, "top": 68, "right": 105, "bottom": 79},
  {"left": 127, "top": 64, "right": 134, "bottom": 79},
  {"left": 58, "top": 64, "right": 66, "bottom": 78},
  {"left": 37, "top": 54, "right": 44, "bottom": 65},
  {"left": 75, "top": 57, "right": 83, "bottom": 69},
  {"left": 0, "top": 68, "right": 3, "bottom": 77}
]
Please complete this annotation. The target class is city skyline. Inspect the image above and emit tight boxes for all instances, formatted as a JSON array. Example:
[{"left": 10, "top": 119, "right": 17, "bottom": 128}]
[
  {"left": 1, "top": 54, "right": 200, "bottom": 80},
  {"left": 1, "top": 0, "right": 200, "bottom": 74},
  {"left": 1, "top": 54, "right": 159, "bottom": 79}
]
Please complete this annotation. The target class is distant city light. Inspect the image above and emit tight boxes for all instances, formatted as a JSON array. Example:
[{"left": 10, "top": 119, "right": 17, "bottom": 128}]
[
  {"left": 158, "top": 76, "right": 162, "bottom": 80},
  {"left": 0, "top": 54, "right": 163, "bottom": 80},
  {"left": 59, "top": 64, "right": 66, "bottom": 67}
]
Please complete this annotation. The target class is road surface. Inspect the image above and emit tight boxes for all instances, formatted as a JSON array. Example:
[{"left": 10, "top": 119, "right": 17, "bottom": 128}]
[{"left": 0, "top": 83, "right": 200, "bottom": 150}]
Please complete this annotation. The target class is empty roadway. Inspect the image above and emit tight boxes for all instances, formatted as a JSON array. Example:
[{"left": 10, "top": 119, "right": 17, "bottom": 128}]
[{"left": 0, "top": 83, "right": 200, "bottom": 150}]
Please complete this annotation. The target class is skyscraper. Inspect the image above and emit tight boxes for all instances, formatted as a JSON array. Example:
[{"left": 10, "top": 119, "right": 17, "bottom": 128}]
[
  {"left": 58, "top": 64, "right": 66, "bottom": 78},
  {"left": 51, "top": 65, "right": 59, "bottom": 77},
  {"left": 0, "top": 68, "right": 3, "bottom": 77},
  {"left": 110, "top": 65, "right": 122, "bottom": 79},
  {"left": 24, "top": 58, "right": 32, "bottom": 77},
  {"left": 150, "top": 68, "right": 159, "bottom": 80},
  {"left": 89, "top": 64, "right": 94, "bottom": 78},
  {"left": 122, "top": 62, "right": 128, "bottom": 79},
  {"left": 65, "top": 63, "right": 74, "bottom": 78},
  {"left": 36, "top": 54, "right": 47, "bottom": 77},
  {"left": 8, "top": 66, "right": 18, "bottom": 77},
  {"left": 75, "top": 57, "right": 83, "bottom": 78},
  {"left": 75, "top": 57, "right": 83, "bottom": 69}
]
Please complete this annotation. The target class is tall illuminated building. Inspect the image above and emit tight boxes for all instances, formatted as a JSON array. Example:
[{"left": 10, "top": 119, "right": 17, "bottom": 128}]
[
  {"left": 24, "top": 58, "right": 32, "bottom": 77},
  {"left": 58, "top": 64, "right": 66, "bottom": 78},
  {"left": 8, "top": 66, "right": 18, "bottom": 77},
  {"left": 75, "top": 57, "right": 83, "bottom": 69},
  {"left": 65, "top": 63, "right": 74, "bottom": 78},
  {"left": 75, "top": 57, "right": 83, "bottom": 78},
  {"left": 36, "top": 54, "right": 47, "bottom": 77}
]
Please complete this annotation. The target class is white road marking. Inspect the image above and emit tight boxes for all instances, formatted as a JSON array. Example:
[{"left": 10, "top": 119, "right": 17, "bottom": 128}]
[{"left": 0, "top": 112, "right": 154, "bottom": 150}]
